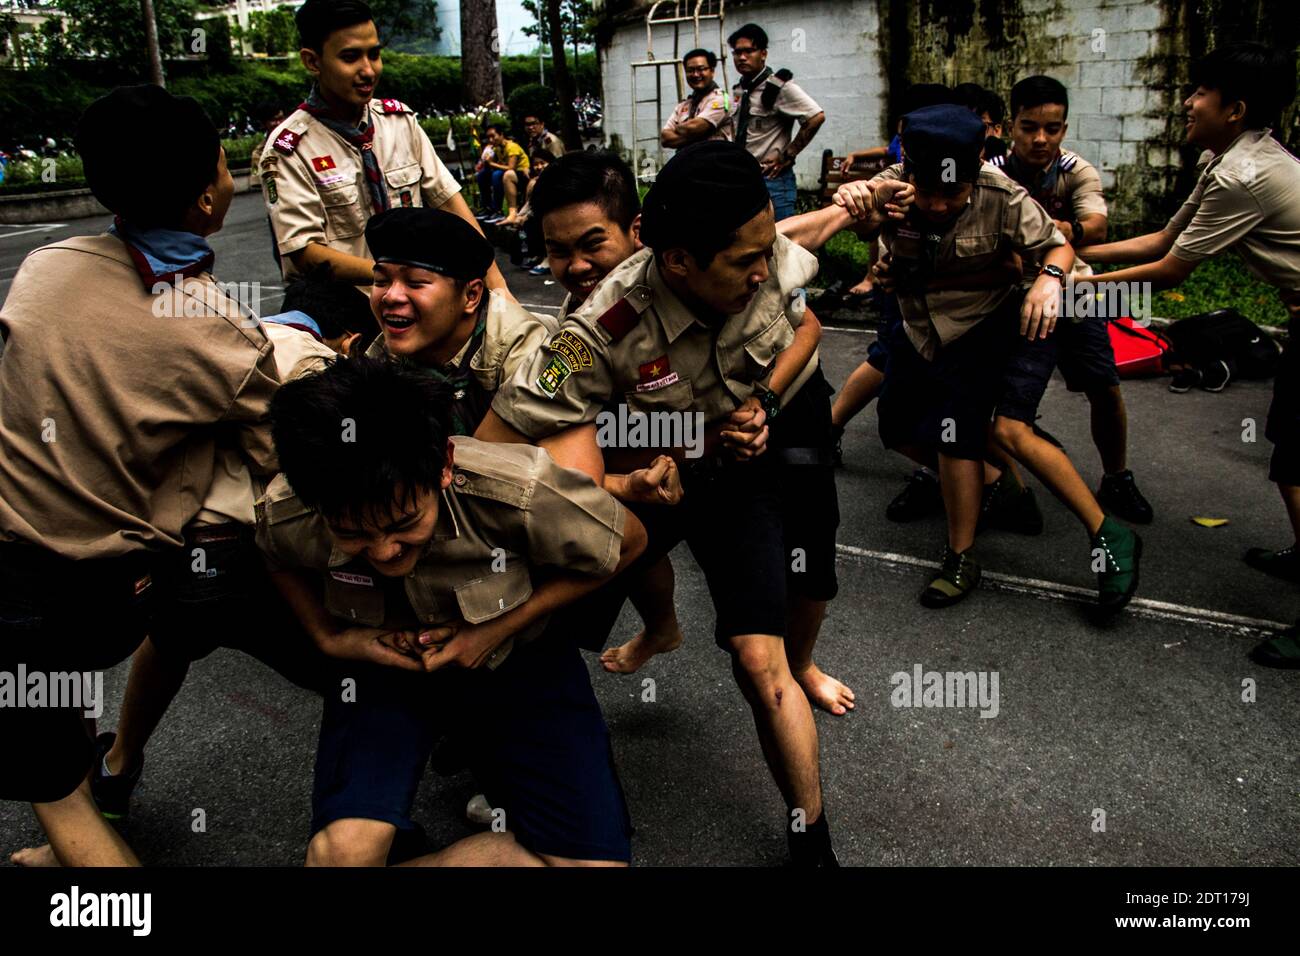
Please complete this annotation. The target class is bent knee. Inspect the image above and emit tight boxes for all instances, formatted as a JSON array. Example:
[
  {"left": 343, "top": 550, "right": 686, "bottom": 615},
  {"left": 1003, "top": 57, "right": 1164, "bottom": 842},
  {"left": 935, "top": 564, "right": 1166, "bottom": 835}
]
[
  {"left": 730, "top": 638, "right": 793, "bottom": 700},
  {"left": 992, "top": 416, "right": 1032, "bottom": 454},
  {"left": 306, "top": 818, "right": 396, "bottom": 867}
]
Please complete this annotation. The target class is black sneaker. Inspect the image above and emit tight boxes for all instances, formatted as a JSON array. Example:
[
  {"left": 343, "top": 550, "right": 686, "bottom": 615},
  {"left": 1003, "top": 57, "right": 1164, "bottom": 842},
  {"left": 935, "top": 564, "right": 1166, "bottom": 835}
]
[
  {"left": 1200, "top": 359, "right": 1231, "bottom": 392},
  {"left": 1249, "top": 622, "right": 1300, "bottom": 669},
  {"left": 1168, "top": 367, "right": 1202, "bottom": 393},
  {"left": 1244, "top": 545, "right": 1300, "bottom": 583},
  {"left": 830, "top": 424, "right": 845, "bottom": 468},
  {"left": 886, "top": 470, "right": 942, "bottom": 522},
  {"left": 919, "top": 546, "right": 981, "bottom": 608},
  {"left": 89, "top": 732, "right": 141, "bottom": 821},
  {"left": 978, "top": 474, "right": 1044, "bottom": 536},
  {"left": 1097, "top": 470, "right": 1154, "bottom": 524}
]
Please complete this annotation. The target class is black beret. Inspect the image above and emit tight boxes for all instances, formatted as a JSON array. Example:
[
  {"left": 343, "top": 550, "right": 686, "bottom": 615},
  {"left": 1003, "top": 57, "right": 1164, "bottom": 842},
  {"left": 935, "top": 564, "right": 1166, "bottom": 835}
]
[
  {"left": 77, "top": 85, "right": 219, "bottom": 227},
  {"left": 901, "top": 104, "right": 986, "bottom": 185},
  {"left": 640, "top": 140, "right": 771, "bottom": 251},
  {"left": 365, "top": 208, "right": 495, "bottom": 281}
]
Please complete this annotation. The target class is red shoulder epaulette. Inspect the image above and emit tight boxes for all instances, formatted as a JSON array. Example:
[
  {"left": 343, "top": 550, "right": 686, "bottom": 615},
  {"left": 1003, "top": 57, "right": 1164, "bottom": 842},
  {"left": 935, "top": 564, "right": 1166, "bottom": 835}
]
[
  {"left": 379, "top": 99, "right": 407, "bottom": 114},
  {"left": 272, "top": 129, "right": 302, "bottom": 155},
  {"left": 597, "top": 298, "right": 641, "bottom": 342}
]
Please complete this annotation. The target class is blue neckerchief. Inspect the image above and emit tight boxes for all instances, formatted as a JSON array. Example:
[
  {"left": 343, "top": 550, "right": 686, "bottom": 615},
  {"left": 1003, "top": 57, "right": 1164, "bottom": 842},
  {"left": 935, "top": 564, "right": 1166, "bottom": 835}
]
[
  {"left": 888, "top": 134, "right": 903, "bottom": 164},
  {"left": 262, "top": 310, "right": 324, "bottom": 341},
  {"left": 109, "top": 217, "right": 214, "bottom": 289}
]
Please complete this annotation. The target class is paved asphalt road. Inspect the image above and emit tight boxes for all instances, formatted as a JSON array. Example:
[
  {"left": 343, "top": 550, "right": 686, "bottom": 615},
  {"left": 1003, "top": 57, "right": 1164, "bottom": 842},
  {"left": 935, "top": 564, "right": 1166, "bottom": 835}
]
[{"left": 1, "top": 193, "right": 1296, "bottom": 866}]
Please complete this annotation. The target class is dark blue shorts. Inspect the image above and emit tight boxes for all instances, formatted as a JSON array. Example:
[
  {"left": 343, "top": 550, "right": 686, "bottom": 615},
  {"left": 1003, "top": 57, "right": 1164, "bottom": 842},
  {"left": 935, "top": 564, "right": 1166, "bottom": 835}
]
[
  {"left": 1056, "top": 314, "right": 1120, "bottom": 393},
  {"left": 867, "top": 310, "right": 902, "bottom": 372},
  {"left": 310, "top": 621, "right": 632, "bottom": 862},
  {"left": 995, "top": 333, "right": 1058, "bottom": 424},
  {"left": 1267, "top": 339, "right": 1300, "bottom": 485}
]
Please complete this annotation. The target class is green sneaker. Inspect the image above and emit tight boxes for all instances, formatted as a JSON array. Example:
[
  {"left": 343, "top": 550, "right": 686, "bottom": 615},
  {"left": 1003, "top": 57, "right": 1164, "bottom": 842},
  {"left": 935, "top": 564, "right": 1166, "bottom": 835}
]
[
  {"left": 1243, "top": 545, "right": 1300, "bottom": 584},
  {"left": 978, "top": 473, "right": 1044, "bottom": 536},
  {"left": 1249, "top": 623, "right": 1300, "bottom": 670},
  {"left": 920, "top": 546, "right": 981, "bottom": 608},
  {"left": 1090, "top": 516, "right": 1142, "bottom": 622}
]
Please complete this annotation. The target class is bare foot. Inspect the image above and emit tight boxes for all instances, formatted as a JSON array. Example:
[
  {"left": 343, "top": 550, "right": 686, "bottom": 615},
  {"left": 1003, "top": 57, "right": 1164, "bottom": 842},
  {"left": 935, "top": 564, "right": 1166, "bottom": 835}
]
[
  {"left": 793, "top": 662, "right": 855, "bottom": 715},
  {"left": 847, "top": 277, "right": 874, "bottom": 296},
  {"left": 11, "top": 843, "right": 60, "bottom": 867},
  {"left": 600, "top": 627, "right": 683, "bottom": 674},
  {"left": 501, "top": 213, "right": 520, "bottom": 226}
]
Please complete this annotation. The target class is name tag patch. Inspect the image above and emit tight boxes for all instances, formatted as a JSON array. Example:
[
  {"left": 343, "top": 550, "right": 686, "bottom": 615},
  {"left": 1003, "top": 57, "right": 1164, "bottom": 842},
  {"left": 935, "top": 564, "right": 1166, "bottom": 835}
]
[
  {"left": 315, "top": 173, "right": 349, "bottom": 187},
  {"left": 330, "top": 571, "right": 375, "bottom": 587},
  {"left": 635, "top": 371, "right": 680, "bottom": 392}
]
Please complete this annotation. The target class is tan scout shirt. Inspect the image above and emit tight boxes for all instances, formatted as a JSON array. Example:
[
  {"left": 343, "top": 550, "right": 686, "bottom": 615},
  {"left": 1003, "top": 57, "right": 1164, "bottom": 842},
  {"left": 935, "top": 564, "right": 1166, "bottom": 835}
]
[
  {"left": 0, "top": 236, "right": 279, "bottom": 558},
  {"left": 871, "top": 162, "right": 1067, "bottom": 360},
  {"left": 726, "top": 74, "right": 822, "bottom": 162},
  {"left": 260, "top": 99, "right": 461, "bottom": 278},
  {"left": 196, "top": 322, "right": 337, "bottom": 526},
  {"left": 492, "top": 234, "right": 820, "bottom": 441},
  {"left": 663, "top": 87, "right": 729, "bottom": 144},
  {"left": 1166, "top": 128, "right": 1300, "bottom": 302},
  {"left": 254, "top": 438, "right": 625, "bottom": 669},
  {"left": 366, "top": 290, "right": 557, "bottom": 395},
  {"left": 530, "top": 130, "right": 567, "bottom": 160},
  {"left": 990, "top": 149, "right": 1106, "bottom": 282}
]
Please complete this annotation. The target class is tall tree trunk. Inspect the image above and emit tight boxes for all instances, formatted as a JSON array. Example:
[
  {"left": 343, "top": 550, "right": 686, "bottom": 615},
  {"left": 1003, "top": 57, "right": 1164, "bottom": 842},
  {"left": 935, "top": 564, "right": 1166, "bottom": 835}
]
[
  {"left": 547, "top": 0, "right": 581, "bottom": 149},
  {"left": 141, "top": 0, "right": 165, "bottom": 87},
  {"left": 570, "top": 2, "right": 579, "bottom": 95},
  {"left": 461, "top": 0, "right": 503, "bottom": 109}
]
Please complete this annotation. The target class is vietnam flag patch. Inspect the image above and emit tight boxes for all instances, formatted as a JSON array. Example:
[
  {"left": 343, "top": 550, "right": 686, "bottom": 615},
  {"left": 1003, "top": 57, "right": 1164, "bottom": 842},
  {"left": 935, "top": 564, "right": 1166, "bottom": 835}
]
[
  {"left": 311, "top": 155, "right": 337, "bottom": 172},
  {"left": 638, "top": 356, "right": 670, "bottom": 382}
]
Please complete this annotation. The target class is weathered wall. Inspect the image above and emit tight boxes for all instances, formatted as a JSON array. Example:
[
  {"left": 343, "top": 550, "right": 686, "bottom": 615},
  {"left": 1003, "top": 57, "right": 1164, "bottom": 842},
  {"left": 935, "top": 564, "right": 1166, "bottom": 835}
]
[{"left": 598, "top": 0, "right": 1299, "bottom": 232}]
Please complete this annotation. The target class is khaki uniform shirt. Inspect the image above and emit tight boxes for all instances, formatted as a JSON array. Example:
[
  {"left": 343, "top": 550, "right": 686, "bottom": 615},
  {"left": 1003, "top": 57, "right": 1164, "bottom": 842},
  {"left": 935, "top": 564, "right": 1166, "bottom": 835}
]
[
  {"left": 492, "top": 234, "right": 820, "bottom": 440},
  {"left": 871, "top": 162, "right": 1067, "bottom": 360},
  {"left": 530, "top": 130, "right": 566, "bottom": 160},
  {"left": 0, "top": 236, "right": 279, "bottom": 558},
  {"left": 196, "top": 322, "right": 337, "bottom": 526},
  {"left": 364, "top": 290, "right": 556, "bottom": 397},
  {"left": 260, "top": 99, "right": 461, "bottom": 278},
  {"left": 990, "top": 149, "right": 1106, "bottom": 282},
  {"left": 1166, "top": 128, "right": 1300, "bottom": 307},
  {"left": 254, "top": 438, "right": 625, "bottom": 669},
  {"left": 726, "top": 74, "right": 822, "bottom": 162},
  {"left": 663, "top": 86, "right": 729, "bottom": 144}
]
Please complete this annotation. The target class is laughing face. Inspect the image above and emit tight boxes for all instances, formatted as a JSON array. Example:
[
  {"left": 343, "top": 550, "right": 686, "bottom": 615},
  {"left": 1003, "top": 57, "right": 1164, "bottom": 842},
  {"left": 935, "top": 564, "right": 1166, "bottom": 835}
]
[
  {"left": 370, "top": 263, "right": 483, "bottom": 366},
  {"left": 541, "top": 201, "right": 641, "bottom": 304}
]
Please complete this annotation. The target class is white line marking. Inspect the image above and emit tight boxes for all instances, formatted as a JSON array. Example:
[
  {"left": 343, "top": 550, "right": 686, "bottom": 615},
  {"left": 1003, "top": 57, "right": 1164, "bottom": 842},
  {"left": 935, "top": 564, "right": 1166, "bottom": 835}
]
[
  {"left": 835, "top": 543, "right": 1288, "bottom": 636},
  {"left": 0, "top": 224, "right": 68, "bottom": 239},
  {"left": 823, "top": 324, "right": 875, "bottom": 335}
]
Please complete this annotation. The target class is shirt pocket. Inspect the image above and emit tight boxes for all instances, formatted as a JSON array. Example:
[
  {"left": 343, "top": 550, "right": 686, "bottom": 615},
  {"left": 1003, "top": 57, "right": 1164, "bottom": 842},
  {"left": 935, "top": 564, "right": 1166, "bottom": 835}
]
[
  {"left": 954, "top": 233, "right": 999, "bottom": 260},
  {"left": 384, "top": 162, "right": 422, "bottom": 207},
  {"left": 624, "top": 377, "right": 695, "bottom": 413},
  {"left": 453, "top": 564, "right": 533, "bottom": 624},
  {"left": 323, "top": 575, "right": 386, "bottom": 626},
  {"left": 741, "top": 315, "right": 794, "bottom": 381},
  {"left": 321, "top": 183, "right": 365, "bottom": 240}
]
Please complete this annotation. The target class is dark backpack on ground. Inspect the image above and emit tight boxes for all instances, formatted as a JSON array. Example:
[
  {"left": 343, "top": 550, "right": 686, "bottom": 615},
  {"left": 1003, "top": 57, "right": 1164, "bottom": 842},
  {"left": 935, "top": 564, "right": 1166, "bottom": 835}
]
[{"left": 1163, "top": 309, "right": 1281, "bottom": 381}]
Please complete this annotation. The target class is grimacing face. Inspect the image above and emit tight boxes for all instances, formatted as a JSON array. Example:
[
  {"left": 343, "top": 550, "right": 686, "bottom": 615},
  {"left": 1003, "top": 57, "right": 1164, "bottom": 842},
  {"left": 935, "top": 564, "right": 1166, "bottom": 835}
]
[
  {"left": 542, "top": 201, "right": 641, "bottom": 304},
  {"left": 303, "top": 21, "right": 383, "bottom": 112},
  {"left": 370, "top": 263, "right": 483, "bottom": 366},
  {"left": 908, "top": 177, "right": 975, "bottom": 224},
  {"left": 678, "top": 203, "right": 777, "bottom": 316},
  {"left": 326, "top": 473, "right": 450, "bottom": 578}
]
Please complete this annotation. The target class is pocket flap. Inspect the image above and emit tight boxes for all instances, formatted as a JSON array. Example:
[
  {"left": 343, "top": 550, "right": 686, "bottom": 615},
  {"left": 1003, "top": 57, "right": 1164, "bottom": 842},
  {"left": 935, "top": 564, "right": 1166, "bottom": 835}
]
[
  {"left": 742, "top": 315, "right": 793, "bottom": 369},
  {"left": 323, "top": 573, "right": 386, "bottom": 626},
  {"left": 454, "top": 565, "right": 533, "bottom": 624},
  {"left": 321, "top": 183, "right": 359, "bottom": 207},
  {"left": 384, "top": 163, "right": 422, "bottom": 188},
  {"left": 955, "top": 233, "right": 998, "bottom": 257}
]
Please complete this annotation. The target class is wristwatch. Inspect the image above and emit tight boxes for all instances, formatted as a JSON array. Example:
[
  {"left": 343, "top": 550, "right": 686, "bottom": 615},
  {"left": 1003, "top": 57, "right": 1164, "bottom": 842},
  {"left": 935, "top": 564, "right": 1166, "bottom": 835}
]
[
  {"left": 1040, "top": 264, "right": 1066, "bottom": 282},
  {"left": 1069, "top": 219, "right": 1084, "bottom": 244},
  {"left": 760, "top": 387, "right": 782, "bottom": 422}
]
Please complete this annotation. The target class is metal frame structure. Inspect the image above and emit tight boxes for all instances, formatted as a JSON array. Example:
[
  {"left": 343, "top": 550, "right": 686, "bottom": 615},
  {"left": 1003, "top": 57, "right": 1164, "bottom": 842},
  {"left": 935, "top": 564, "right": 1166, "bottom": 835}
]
[{"left": 630, "top": 0, "right": 727, "bottom": 180}]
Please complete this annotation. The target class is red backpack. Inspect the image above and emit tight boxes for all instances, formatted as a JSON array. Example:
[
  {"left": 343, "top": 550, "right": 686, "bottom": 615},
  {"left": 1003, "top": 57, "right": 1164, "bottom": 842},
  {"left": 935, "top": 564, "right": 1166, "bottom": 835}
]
[{"left": 1107, "top": 317, "right": 1172, "bottom": 377}]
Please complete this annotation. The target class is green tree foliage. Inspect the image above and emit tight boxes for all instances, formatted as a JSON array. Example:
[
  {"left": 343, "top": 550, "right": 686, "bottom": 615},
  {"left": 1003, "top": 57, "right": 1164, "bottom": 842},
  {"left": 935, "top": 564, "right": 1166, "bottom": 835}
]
[
  {"left": 506, "top": 82, "right": 558, "bottom": 136},
  {"left": 42, "top": 0, "right": 200, "bottom": 74},
  {"left": 369, "top": 0, "right": 443, "bottom": 53},
  {"left": 232, "top": 7, "right": 298, "bottom": 57},
  {"left": 520, "top": 0, "right": 594, "bottom": 48}
]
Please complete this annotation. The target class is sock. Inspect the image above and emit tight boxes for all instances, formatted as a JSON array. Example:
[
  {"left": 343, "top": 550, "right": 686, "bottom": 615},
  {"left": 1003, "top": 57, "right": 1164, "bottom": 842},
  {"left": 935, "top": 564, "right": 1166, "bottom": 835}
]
[{"left": 787, "top": 808, "right": 837, "bottom": 866}]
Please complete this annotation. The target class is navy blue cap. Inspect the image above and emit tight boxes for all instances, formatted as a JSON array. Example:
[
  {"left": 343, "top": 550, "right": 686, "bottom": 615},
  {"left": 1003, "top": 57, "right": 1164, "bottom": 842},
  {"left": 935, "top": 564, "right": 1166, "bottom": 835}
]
[
  {"left": 365, "top": 208, "right": 495, "bottom": 280},
  {"left": 901, "top": 104, "right": 986, "bottom": 185},
  {"left": 640, "top": 140, "right": 771, "bottom": 251}
]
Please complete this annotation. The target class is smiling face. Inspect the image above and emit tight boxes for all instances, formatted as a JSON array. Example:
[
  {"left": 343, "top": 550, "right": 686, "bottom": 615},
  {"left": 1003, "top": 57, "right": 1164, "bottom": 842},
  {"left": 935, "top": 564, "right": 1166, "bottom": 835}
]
[
  {"left": 684, "top": 54, "right": 715, "bottom": 91},
  {"left": 302, "top": 21, "right": 383, "bottom": 115},
  {"left": 1011, "top": 102, "right": 1067, "bottom": 168},
  {"left": 325, "top": 472, "right": 450, "bottom": 578},
  {"left": 541, "top": 201, "right": 641, "bottom": 303},
  {"left": 1182, "top": 85, "right": 1244, "bottom": 150},
  {"left": 370, "top": 263, "right": 483, "bottom": 366}
]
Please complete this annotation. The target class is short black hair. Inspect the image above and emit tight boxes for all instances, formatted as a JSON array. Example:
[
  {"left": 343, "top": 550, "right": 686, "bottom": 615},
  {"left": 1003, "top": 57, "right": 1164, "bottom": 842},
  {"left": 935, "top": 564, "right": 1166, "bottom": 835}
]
[
  {"left": 1011, "top": 75, "right": 1070, "bottom": 121},
  {"left": 485, "top": 122, "right": 508, "bottom": 136},
  {"left": 952, "top": 82, "right": 986, "bottom": 111},
  {"left": 529, "top": 148, "right": 553, "bottom": 166},
  {"left": 281, "top": 263, "right": 376, "bottom": 344},
  {"left": 979, "top": 89, "right": 1005, "bottom": 125},
  {"left": 727, "top": 23, "right": 768, "bottom": 50},
  {"left": 270, "top": 356, "right": 453, "bottom": 528},
  {"left": 530, "top": 150, "right": 640, "bottom": 232},
  {"left": 295, "top": 0, "right": 374, "bottom": 53},
  {"left": 1190, "top": 41, "right": 1296, "bottom": 130},
  {"left": 894, "top": 83, "right": 953, "bottom": 126},
  {"left": 683, "top": 48, "right": 717, "bottom": 68}
]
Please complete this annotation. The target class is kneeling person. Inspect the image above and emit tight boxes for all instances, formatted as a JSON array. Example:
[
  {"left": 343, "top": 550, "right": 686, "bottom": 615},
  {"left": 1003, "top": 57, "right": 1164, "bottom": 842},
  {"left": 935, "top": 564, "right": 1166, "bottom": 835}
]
[{"left": 257, "top": 358, "right": 646, "bottom": 866}]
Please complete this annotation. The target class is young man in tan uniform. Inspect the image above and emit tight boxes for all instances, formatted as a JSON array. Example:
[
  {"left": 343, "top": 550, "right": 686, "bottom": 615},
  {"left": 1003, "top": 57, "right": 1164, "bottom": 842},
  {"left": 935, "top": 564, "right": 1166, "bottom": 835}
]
[
  {"left": 256, "top": 358, "right": 646, "bottom": 865},
  {"left": 523, "top": 113, "right": 567, "bottom": 160},
  {"left": 660, "top": 48, "right": 730, "bottom": 151},
  {"left": 0, "top": 86, "right": 279, "bottom": 867},
  {"left": 1081, "top": 42, "right": 1300, "bottom": 665},
  {"left": 260, "top": 0, "right": 505, "bottom": 291}
]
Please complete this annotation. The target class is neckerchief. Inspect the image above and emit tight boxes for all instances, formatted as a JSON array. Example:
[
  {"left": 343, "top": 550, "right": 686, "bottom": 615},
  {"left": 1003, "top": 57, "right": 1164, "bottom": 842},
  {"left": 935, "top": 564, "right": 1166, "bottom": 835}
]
[
  {"left": 299, "top": 87, "right": 389, "bottom": 213},
  {"left": 262, "top": 309, "right": 324, "bottom": 342},
  {"left": 687, "top": 81, "right": 719, "bottom": 120},
  {"left": 734, "top": 67, "right": 772, "bottom": 149},
  {"left": 399, "top": 315, "right": 490, "bottom": 436},
  {"left": 109, "top": 217, "right": 215, "bottom": 289},
  {"left": 1002, "top": 151, "right": 1069, "bottom": 218}
]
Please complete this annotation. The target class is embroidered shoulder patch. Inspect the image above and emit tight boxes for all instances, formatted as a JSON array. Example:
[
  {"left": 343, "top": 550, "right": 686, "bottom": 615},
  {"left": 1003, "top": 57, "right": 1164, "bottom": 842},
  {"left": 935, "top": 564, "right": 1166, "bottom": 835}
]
[
  {"left": 596, "top": 298, "right": 641, "bottom": 342},
  {"left": 537, "top": 354, "right": 572, "bottom": 396},
  {"left": 550, "top": 329, "right": 593, "bottom": 370},
  {"left": 273, "top": 129, "right": 302, "bottom": 155},
  {"left": 380, "top": 98, "right": 407, "bottom": 114}
]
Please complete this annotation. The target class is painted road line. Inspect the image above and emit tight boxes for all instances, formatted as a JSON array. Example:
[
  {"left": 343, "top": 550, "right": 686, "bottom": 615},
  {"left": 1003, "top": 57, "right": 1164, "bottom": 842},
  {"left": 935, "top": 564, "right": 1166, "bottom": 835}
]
[
  {"left": 835, "top": 542, "right": 1288, "bottom": 637},
  {"left": 0, "top": 224, "right": 69, "bottom": 239}
]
